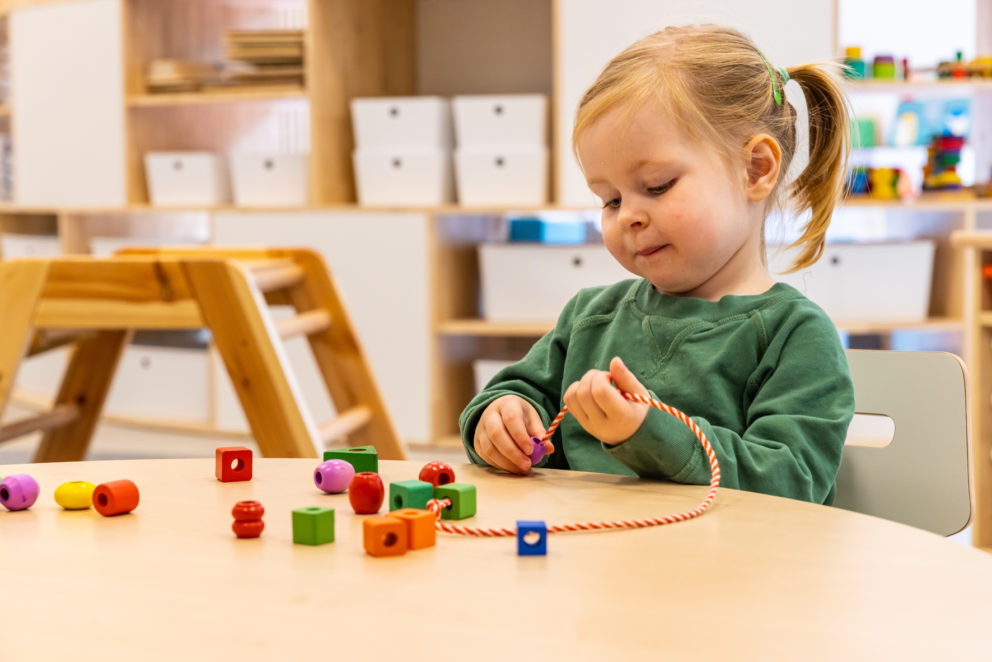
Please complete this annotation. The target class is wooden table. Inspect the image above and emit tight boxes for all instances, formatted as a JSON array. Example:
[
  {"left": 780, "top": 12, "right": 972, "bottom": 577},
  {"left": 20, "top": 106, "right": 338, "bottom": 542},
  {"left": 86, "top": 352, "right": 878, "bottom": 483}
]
[{"left": 2, "top": 458, "right": 991, "bottom": 659}]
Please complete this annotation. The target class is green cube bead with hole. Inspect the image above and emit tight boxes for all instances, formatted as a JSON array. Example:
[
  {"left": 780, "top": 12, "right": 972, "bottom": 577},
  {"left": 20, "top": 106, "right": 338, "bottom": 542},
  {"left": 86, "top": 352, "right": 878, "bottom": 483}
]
[
  {"left": 389, "top": 480, "right": 435, "bottom": 511},
  {"left": 434, "top": 483, "right": 477, "bottom": 520},
  {"left": 292, "top": 506, "right": 335, "bottom": 545},
  {"left": 323, "top": 445, "right": 378, "bottom": 474}
]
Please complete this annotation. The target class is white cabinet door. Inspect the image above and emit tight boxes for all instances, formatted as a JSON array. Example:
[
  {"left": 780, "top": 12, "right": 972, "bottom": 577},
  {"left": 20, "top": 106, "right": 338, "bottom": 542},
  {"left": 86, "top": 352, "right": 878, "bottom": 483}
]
[
  {"left": 556, "top": 0, "right": 835, "bottom": 205},
  {"left": 10, "top": 0, "right": 126, "bottom": 206},
  {"left": 212, "top": 211, "right": 431, "bottom": 444}
]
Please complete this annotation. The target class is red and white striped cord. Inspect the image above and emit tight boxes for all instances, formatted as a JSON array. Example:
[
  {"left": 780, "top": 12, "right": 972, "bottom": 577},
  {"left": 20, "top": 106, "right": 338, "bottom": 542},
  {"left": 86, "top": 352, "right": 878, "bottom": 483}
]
[{"left": 427, "top": 391, "right": 721, "bottom": 537}]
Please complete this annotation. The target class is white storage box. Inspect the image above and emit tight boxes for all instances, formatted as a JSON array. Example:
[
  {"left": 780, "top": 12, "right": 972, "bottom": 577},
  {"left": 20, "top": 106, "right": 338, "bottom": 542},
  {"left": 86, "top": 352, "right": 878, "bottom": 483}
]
[
  {"left": 454, "top": 146, "right": 548, "bottom": 206},
  {"left": 452, "top": 94, "right": 548, "bottom": 147},
  {"left": 479, "top": 244, "right": 633, "bottom": 322},
  {"left": 350, "top": 96, "right": 453, "bottom": 149},
  {"left": 145, "top": 152, "right": 230, "bottom": 206},
  {"left": 0, "top": 233, "right": 61, "bottom": 258},
  {"left": 229, "top": 153, "right": 308, "bottom": 207},
  {"left": 104, "top": 344, "right": 210, "bottom": 423},
  {"left": 353, "top": 148, "right": 454, "bottom": 206},
  {"left": 473, "top": 359, "right": 516, "bottom": 393},
  {"left": 770, "top": 241, "right": 936, "bottom": 322}
]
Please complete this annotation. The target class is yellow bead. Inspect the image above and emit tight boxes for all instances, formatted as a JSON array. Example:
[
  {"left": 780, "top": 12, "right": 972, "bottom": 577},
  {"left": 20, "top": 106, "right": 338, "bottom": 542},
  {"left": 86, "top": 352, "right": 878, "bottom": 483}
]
[{"left": 54, "top": 481, "right": 96, "bottom": 510}]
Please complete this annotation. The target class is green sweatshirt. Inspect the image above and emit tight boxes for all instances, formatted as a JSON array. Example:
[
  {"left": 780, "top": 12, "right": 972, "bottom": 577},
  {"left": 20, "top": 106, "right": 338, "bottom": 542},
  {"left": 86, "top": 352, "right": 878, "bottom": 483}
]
[{"left": 459, "top": 279, "right": 854, "bottom": 505}]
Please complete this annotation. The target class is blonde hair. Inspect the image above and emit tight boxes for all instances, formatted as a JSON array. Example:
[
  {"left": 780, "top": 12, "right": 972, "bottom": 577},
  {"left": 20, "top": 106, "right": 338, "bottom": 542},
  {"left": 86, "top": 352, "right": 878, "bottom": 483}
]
[{"left": 573, "top": 25, "right": 851, "bottom": 272}]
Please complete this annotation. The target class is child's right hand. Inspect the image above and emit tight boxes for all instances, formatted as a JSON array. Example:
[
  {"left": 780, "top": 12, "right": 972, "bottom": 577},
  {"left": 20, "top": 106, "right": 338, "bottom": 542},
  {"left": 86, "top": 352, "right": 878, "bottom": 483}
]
[{"left": 473, "top": 395, "right": 555, "bottom": 474}]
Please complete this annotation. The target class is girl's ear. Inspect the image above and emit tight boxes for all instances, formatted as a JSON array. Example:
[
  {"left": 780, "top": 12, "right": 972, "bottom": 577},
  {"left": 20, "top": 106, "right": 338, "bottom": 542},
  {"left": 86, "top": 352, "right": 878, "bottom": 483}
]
[{"left": 743, "top": 134, "right": 782, "bottom": 202}]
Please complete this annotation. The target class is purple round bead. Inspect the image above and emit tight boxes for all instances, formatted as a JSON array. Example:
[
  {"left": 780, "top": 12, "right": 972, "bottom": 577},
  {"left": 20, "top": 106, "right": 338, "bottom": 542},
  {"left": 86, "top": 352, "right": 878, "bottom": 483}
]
[
  {"left": 0, "top": 474, "right": 40, "bottom": 511},
  {"left": 529, "top": 436, "right": 547, "bottom": 465},
  {"left": 314, "top": 459, "right": 356, "bottom": 494}
]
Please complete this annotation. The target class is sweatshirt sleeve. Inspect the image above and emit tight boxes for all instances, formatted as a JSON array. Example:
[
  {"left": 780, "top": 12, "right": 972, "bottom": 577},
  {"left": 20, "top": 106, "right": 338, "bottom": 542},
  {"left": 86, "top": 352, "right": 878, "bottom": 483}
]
[
  {"left": 605, "top": 311, "right": 854, "bottom": 504},
  {"left": 458, "top": 297, "right": 577, "bottom": 469}
]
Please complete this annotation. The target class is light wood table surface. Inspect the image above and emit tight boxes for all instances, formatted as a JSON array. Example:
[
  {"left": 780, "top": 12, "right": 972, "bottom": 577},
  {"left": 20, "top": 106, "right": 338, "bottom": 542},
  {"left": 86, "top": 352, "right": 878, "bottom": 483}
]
[{"left": 2, "top": 458, "right": 991, "bottom": 660}]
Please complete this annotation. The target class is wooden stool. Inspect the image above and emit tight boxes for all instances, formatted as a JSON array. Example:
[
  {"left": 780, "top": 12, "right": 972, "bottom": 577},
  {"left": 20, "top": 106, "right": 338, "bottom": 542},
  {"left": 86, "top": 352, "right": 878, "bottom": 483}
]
[{"left": 0, "top": 247, "right": 405, "bottom": 462}]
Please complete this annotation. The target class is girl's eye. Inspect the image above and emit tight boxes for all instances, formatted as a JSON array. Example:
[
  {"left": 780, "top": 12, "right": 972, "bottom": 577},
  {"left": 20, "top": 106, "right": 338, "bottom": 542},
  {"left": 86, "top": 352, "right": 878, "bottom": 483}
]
[
  {"left": 647, "top": 179, "right": 676, "bottom": 195},
  {"left": 602, "top": 197, "right": 621, "bottom": 210}
]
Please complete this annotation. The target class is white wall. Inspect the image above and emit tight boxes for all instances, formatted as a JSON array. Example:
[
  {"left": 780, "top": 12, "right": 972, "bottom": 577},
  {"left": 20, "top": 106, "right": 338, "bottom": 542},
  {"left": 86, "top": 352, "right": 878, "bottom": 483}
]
[{"left": 556, "top": 0, "right": 836, "bottom": 205}]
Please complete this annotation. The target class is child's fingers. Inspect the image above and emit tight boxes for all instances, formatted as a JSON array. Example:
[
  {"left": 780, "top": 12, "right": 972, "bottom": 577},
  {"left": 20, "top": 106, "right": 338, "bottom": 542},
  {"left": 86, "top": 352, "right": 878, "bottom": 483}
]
[{"left": 475, "top": 430, "right": 526, "bottom": 474}]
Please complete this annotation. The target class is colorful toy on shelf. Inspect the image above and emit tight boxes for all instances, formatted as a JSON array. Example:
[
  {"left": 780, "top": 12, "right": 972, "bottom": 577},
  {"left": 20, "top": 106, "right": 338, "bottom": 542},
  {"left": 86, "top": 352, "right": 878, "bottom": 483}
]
[
  {"left": 873, "top": 54, "right": 897, "bottom": 79},
  {"left": 923, "top": 135, "right": 966, "bottom": 191},
  {"left": 93, "top": 480, "right": 140, "bottom": 516},
  {"left": 0, "top": 474, "right": 40, "bottom": 511},
  {"left": 215, "top": 446, "right": 253, "bottom": 483},
  {"left": 846, "top": 166, "right": 870, "bottom": 195},
  {"left": 869, "top": 168, "right": 900, "bottom": 200},
  {"left": 54, "top": 481, "right": 96, "bottom": 510},
  {"left": 843, "top": 46, "right": 867, "bottom": 79},
  {"left": 232, "top": 500, "right": 265, "bottom": 539}
]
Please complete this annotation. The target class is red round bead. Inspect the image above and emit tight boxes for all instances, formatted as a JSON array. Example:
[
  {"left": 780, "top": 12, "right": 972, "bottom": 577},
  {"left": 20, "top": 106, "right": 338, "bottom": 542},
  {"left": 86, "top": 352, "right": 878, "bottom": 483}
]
[
  {"left": 231, "top": 500, "right": 265, "bottom": 538},
  {"left": 418, "top": 461, "right": 456, "bottom": 487},
  {"left": 348, "top": 472, "right": 384, "bottom": 514},
  {"left": 232, "top": 519, "right": 265, "bottom": 538}
]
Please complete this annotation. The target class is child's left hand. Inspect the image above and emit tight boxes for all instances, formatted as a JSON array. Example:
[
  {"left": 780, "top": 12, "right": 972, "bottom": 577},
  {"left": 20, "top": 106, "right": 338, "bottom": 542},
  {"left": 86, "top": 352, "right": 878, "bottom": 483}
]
[{"left": 563, "top": 356, "right": 650, "bottom": 445}]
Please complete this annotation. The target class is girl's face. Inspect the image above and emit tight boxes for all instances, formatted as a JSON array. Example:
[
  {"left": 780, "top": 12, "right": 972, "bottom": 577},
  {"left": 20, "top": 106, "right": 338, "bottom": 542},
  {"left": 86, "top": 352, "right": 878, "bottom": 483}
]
[{"left": 577, "top": 99, "right": 773, "bottom": 301}]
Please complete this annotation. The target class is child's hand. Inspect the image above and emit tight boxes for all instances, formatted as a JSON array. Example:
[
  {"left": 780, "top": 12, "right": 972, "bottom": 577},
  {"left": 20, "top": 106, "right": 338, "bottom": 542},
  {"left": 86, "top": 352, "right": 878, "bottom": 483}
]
[
  {"left": 563, "top": 357, "right": 650, "bottom": 445},
  {"left": 474, "top": 395, "right": 555, "bottom": 474}
]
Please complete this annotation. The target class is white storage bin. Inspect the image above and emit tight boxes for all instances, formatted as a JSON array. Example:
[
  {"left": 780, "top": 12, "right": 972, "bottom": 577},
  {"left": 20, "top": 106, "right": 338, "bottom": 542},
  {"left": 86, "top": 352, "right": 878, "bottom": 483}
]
[
  {"left": 353, "top": 148, "right": 454, "bottom": 206},
  {"left": 770, "top": 241, "right": 936, "bottom": 322},
  {"left": 479, "top": 244, "right": 633, "bottom": 322},
  {"left": 0, "top": 233, "right": 61, "bottom": 258},
  {"left": 104, "top": 344, "right": 210, "bottom": 423},
  {"left": 453, "top": 94, "right": 548, "bottom": 147},
  {"left": 229, "top": 153, "right": 308, "bottom": 207},
  {"left": 350, "top": 96, "right": 453, "bottom": 149},
  {"left": 454, "top": 146, "right": 548, "bottom": 206},
  {"left": 145, "top": 151, "right": 230, "bottom": 206},
  {"left": 473, "top": 359, "right": 516, "bottom": 393}
]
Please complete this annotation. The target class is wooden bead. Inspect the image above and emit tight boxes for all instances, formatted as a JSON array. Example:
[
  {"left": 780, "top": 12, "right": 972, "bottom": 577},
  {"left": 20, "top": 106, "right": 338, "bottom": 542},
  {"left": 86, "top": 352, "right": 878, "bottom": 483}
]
[
  {"left": 434, "top": 483, "right": 477, "bottom": 520},
  {"left": 92, "top": 480, "right": 140, "bottom": 517},
  {"left": 388, "top": 480, "right": 434, "bottom": 511},
  {"left": 313, "top": 459, "right": 355, "bottom": 494},
  {"left": 231, "top": 500, "right": 265, "bottom": 538},
  {"left": 348, "top": 472, "right": 384, "bottom": 514},
  {"left": 517, "top": 520, "right": 548, "bottom": 556},
  {"left": 54, "top": 481, "right": 96, "bottom": 510},
  {"left": 215, "top": 446, "right": 253, "bottom": 482},
  {"left": 323, "top": 445, "right": 378, "bottom": 474},
  {"left": 389, "top": 508, "right": 437, "bottom": 550},
  {"left": 418, "top": 461, "right": 456, "bottom": 487},
  {"left": 292, "top": 506, "right": 335, "bottom": 545},
  {"left": 363, "top": 516, "right": 408, "bottom": 557},
  {"left": 0, "top": 474, "right": 40, "bottom": 511}
]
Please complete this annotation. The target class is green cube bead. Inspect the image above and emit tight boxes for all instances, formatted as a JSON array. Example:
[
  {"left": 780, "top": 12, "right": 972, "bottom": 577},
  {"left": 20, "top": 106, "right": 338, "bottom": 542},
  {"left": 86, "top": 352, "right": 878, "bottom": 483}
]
[
  {"left": 292, "top": 506, "right": 335, "bottom": 545},
  {"left": 434, "top": 483, "right": 476, "bottom": 520},
  {"left": 323, "top": 445, "right": 378, "bottom": 474},
  {"left": 389, "top": 480, "right": 434, "bottom": 511}
]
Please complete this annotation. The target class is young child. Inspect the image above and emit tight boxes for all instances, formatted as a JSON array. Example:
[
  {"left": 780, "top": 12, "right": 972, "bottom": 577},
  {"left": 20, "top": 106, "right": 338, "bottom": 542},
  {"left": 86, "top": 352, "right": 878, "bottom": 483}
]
[{"left": 459, "top": 25, "right": 855, "bottom": 505}]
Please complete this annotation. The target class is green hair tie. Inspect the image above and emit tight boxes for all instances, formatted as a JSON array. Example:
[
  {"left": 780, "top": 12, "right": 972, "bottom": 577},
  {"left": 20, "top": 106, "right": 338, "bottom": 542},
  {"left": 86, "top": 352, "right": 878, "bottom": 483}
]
[{"left": 758, "top": 52, "right": 788, "bottom": 105}]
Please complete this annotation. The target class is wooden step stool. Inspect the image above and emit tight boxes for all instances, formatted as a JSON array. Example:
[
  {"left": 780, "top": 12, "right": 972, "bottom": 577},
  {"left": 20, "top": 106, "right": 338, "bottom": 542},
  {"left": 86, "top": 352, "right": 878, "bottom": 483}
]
[{"left": 0, "top": 247, "right": 405, "bottom": 462}]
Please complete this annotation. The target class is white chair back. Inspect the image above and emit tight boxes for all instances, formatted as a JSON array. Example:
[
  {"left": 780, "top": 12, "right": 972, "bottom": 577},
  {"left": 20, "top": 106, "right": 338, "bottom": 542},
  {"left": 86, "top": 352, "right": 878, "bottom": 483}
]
[{"left": 833, "top": 350, "right": 972, "bottom": 536}]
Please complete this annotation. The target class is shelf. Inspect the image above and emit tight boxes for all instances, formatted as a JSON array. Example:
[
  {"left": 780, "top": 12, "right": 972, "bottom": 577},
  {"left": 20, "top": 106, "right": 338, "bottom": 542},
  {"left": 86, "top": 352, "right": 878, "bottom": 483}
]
[
  {"left": 127, "top": 86, "right": 307, "bottom": 107},
  {"left": 437, "top": 319, "right": 553, "bottom": 337},
  {"left": 846, "top": 79, "right": 992, "bottom": 92},
  {"left": 436, "top": 317, "right": 961, "bottom": 338},
  {"left": 841, "top": 194, "right": 977, "bottom": 211}
]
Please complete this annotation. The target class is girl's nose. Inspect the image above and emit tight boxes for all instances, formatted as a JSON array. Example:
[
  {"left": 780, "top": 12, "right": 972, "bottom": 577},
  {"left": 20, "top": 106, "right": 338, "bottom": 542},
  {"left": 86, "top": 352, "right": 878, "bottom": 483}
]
[{"left": 618, "top": 203, "right": 648, "bottom": 229}]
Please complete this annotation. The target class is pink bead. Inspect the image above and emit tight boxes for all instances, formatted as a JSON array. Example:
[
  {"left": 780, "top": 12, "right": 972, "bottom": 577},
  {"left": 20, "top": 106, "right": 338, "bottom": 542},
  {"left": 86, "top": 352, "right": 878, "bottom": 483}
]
[
  {"left": 314, "top": 459, "right": 355, "bottom": 493},
  {"left": 0, "top": 474, "right": 40, "bottom": 511}
]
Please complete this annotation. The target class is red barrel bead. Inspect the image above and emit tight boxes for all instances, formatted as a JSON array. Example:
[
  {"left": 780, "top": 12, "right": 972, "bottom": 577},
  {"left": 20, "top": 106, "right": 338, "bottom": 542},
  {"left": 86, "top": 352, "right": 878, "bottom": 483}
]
[
  {"left": 92, "top": 480, "right": 140, "bottom": 516},
  {"left": 348, "top": 472, "right": 384, "bottom": 514}
]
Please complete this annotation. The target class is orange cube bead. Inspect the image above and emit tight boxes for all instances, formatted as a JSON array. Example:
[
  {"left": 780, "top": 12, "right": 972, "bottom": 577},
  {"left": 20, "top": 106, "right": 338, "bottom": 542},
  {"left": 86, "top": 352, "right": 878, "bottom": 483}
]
[
  {"left": 216, "top": 446, "right": 253, "bottom": 482},
  {"left": 389, "top": 508, "right": 437, "bottom": 550},
  {"left": 92, "top": 480, "right": 140, "bottom": 516},
  {"left": 363, "top": 516, "right": 408, "bottom": 557}
]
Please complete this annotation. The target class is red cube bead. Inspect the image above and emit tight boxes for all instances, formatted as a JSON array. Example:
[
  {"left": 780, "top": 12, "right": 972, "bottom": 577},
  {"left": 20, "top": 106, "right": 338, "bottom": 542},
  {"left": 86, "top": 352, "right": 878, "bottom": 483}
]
[
  {"left": 216, "top": 446, "right": 253, "bottom": 482},
  {"left": 92, "top": 480, "right": 140, "bottom": 517},
  {"left": 418, "top": 461, "right": 456, "bottom": 488}
]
